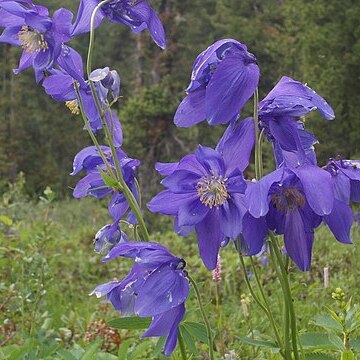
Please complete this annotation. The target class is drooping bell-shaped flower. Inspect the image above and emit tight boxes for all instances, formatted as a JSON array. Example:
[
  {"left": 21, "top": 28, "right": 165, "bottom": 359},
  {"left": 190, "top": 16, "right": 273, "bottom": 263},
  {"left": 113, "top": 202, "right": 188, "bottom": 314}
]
[
  {"left": 94, "top": 222, "right": 128, "bottom": 254},
  {"left": 91, "top": 242, "right": 189, "bottom": 356},
  {"left": 174, "top": 39, "right": 260, "bottom": 127},
  {"left": 72, "top": 0, "right": 166, "bottom": 49},
  {"left": 148, "top": 118, "right": 254, "bottom": 269},
  {"left": 0, "top": 0, "right": 73, "bottom": 82},
  {"left": 72, "top": 146, "right": 140, "bottom": 224},
  {"left": 42, "top": 46, "right": 123, "bottom": 146},
  {"left": 258, "top": 76, "right": 334, "bottom": 163}
]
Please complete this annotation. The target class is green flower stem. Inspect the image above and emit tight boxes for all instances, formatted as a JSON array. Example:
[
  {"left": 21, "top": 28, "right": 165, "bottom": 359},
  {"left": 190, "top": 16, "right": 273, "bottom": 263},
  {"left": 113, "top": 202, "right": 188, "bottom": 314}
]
[
  {"left": 215, "top": 281, "right": 225, "bottom": 357},
  {"left": 249, "top": 256, "right": 284, "bottom": 352},
  {"left": 269, "top": 242, "right": 292, "bottom": 359},
  {"left": 86, "top": 0, "right": 111, "bottom": 78},
  {"left": 85, "top": 0, "right": 150, "bottom": 241},
  {"left": 187, "top": 274, "right": 214, "bottom": 360},
  {"left": 178, "top": 332, "right": 188, "bottom": 360},
  {"left": 236, "top": 241, "right": 285, "bottom": 357},
  {"left": 270, "top": 233, "right": 300, "bottom": 360},
  {"left": 74, "top": 82, "right": 114, "bottom": 177},
  {"left": 253, "top": 88, "right": 261, "bottom": 180}
]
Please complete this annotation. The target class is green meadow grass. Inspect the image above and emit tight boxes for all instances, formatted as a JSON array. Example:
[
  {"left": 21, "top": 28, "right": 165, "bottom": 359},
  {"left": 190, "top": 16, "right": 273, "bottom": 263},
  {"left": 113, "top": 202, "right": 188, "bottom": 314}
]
[{"left": 1, "top": 187, "right": 359, "bottom": 359}]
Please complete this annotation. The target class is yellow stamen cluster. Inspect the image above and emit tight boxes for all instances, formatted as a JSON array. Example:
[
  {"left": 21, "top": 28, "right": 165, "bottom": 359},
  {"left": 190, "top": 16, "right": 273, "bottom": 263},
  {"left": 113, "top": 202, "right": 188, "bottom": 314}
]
[
  {"left": 197, "top": 175, "right": 228, "bottom": 208},
  {"left": 18, "top": 26, "right": 48, "bottom": 53},
  {"left": 65, "top": 100, "right": 80, "bottom": 115}
]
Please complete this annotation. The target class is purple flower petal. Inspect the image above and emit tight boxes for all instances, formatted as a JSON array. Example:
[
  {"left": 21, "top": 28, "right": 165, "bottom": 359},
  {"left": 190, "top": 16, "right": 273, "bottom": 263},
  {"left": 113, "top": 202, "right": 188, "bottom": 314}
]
[
  {"left": 206, "top": 55, "right": 259, "bottom": 125},
  {"left": 147, "top": 190, "right": 192, "bottom": 216},
  {"left": 135, "top": 264, "right": 189, "bottom": 317},
  {"left": 155, "top": 162, "right": 179, "bottom": 176},
  {"left": 246, "top": 168, "right": 284, "bottom": 218},
  {"left": 142, "top": 304, "right": 185, "bottom": 356},
  {"left": 161, "top": 170, "right": 200, "bottom": 194},
  {"left": 71, "top": 145, "right": 110, "bottom": 175},
  {"left": 51, "top": 8, "right": 73, "bottom": 44},
  {"left": 292, "top": 165, "right": 334, "bottom": 216},
  {"left": 284, "top": 210, "right": 313, "bottom": 271},
  {"left": 219, "top": 199, "right": 243, "bottom": 239},
  {"left": 324, "top": 199, "right": 353, "bottom": 244},
  {"left": 241, "top": 212, "right": 268, "bottom": 255},
  {"left": 71, "top": 0, "right": 104, "bottom": 36},
  {"left": 13, "top": 50, "right": 34, "bottom": 74},
  {"left": 195, "top": 145, "right": 225, "bottom": 176},
  {"left": 177, "top": 197, "right": 209, "bottom": 227},
  {"left": 130, "top": 0, "right": 166, "bottom": 49},
  {"left": 216, "top": 117, "right": 255, "bottom": 174},
  {"left": 260, "top": 76, "right": 335, "bottom": 120},
  {"left": 108, "top": 192, "right": 129, "bottom": 222},
  {"left": 0, "top": 25, "right": 22, "bottom": 46},
  {"left": 174, "top": 88, "right": 206, "bottom": 128},
  {"left": 195, "top": 209, "right": 224, "bottom": 270},
  {"left": 105, "top": 110, "right": 123, "bottom": 147}
]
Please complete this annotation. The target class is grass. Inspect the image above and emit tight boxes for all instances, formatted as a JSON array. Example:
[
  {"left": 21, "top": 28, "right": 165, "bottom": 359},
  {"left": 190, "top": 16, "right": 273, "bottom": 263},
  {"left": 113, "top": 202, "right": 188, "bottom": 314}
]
[{"left": 0, "top": 180, "right": 360, "bottom": 359}]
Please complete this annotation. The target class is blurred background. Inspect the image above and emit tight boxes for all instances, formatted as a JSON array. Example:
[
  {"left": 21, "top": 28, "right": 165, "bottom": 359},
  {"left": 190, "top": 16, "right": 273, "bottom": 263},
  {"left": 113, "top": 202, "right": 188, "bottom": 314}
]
[{"left": 0, "top": 0, "right": 359, "bottom": 198}]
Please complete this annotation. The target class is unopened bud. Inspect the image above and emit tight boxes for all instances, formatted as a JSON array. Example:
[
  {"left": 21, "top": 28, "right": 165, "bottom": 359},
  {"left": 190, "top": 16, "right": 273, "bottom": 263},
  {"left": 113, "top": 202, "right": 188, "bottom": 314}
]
[{"left": 212, "top": 255, "right": 222, "bottom": 283}]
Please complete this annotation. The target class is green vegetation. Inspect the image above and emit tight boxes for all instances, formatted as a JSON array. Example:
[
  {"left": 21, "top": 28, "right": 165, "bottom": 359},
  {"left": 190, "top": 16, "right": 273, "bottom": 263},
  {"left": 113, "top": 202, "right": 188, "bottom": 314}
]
[
  {"left": 1, "top": 176, "right": 360, "bottom": 359},
  {"left": 0, "top": 0, "right": 359, "bottom": 196}
]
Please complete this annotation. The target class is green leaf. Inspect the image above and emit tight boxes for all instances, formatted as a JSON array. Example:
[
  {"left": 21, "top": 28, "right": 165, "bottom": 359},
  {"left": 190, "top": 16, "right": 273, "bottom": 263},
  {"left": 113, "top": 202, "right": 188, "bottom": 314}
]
[
  {"left": 305, "top": 353, "right": 336, "bottom": 360},
  {"left": 0, "top": 215, "right": 12, "bottom": 226},
  {"left": 326, "top": 307, "right": 343, "bottom": 325},
  {"left": 108, "top": 317, "right": 152, "bottom": 330},
  {"left": 57, "top": 349, "right": 79, "bottom": 360},
  {"left": 237, "top": 336, "right": 279, "bottom": 350},
  {"left": 181, "top": 322, "right": 208, "bottom": 344},
  {"left": 312, "top": 313, "right": 343, "bottom": 331},
  {"left": 118, "top": 339, "right": 133, "bottom": 360},
  {"left": 98, "top": 168, "right": 120, "bottom": 189},
  {"left": 152, "top": 337, "right": 166, "bottom": 358},
  {"left": 350, "top": 336, "right": 360, "bottom": 351},
  {"left": 81, "top": 341, "right": 101, "bottom": 360},
  {"left": 179, "top": 325, "right": 198, "bottom": 355},
  {"left": 127, "top": 340, "right": 152, "bottom": 360},
  {"left": 328, "top": 333, "right": 346, "bottom": 350},
  {"left": 341, "top": 350, "right": 355, "bottom": 360},
  {"left": 300, "top": 333, "right": 338, "bottom": 350}
]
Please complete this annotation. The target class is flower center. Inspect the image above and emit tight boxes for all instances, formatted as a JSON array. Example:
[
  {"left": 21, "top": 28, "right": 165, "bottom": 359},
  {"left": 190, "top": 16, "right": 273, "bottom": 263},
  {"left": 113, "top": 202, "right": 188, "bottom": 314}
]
[
  {"left": 197, "top": 175, "right": 228, "bottom": 208},
  {"left": 272, "top": 187, "right": 305, "bottom": 212},
  {"left": 18, "top": 26, "right": 48, "bottom": 53},
  {"left": 65, "top": 100, "right": 80, "bottom": 115}
]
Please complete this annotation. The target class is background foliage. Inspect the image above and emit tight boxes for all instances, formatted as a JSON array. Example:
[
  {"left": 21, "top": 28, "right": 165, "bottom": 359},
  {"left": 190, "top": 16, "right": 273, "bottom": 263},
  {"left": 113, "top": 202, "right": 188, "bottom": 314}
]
[{"left": 0, "top": 0, "right": 359, "bottom": 196}]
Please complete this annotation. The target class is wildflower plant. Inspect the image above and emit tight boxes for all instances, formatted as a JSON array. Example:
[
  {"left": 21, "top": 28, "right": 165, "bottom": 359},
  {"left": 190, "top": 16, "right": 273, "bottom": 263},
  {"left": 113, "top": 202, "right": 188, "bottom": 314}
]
[{"left": 1, "top": 0, "right": 360, "bottom": 359}]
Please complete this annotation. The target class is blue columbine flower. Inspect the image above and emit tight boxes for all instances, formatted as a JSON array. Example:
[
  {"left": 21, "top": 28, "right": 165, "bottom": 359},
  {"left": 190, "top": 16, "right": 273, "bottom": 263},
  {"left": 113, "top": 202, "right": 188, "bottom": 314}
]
[
  {"left": 244, "top": 162, "right": 352, "bottom": 271},
  {"left": 42, "top": 46, "right": 123, "bottom": 146},
  {"left": 72, "top": 0, "right": 166, "bottom": 49},
  {"left": 0, "top": 0, "right": 73, "bottom": 82},
  {"left": 322, "top": 158, "right": 360, "bottom": 243},
  {"left": 148, "top": 118, "right": 255, "bottom": 270},
  {"left": 258, "top": 76, "right": 334, "bottom": 162},
  {"left": 72, "top": 145, "right": 140, "bottom": 224},
  {"left": 174, "top": 39, "right": 260, "bottom": 127},
  {"left": 91, "top": 242, "right": 189, "bottom": 356}
]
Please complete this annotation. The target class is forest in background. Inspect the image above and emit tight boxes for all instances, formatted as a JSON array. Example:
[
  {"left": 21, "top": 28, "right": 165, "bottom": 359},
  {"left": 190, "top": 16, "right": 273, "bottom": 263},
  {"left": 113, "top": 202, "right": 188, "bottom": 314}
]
[{"left": 0, "top": 0, "right": 359, "bottom": 196}]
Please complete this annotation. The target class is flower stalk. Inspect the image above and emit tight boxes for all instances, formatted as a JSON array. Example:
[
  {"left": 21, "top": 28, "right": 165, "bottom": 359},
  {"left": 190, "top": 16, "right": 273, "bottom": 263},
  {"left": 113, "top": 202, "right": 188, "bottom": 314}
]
[
  {"left": 188, "top": 274, "right": 215, "bottom": 360},
  {"left": 83, "top": 0, "right": 150, "bottom": 241}
]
